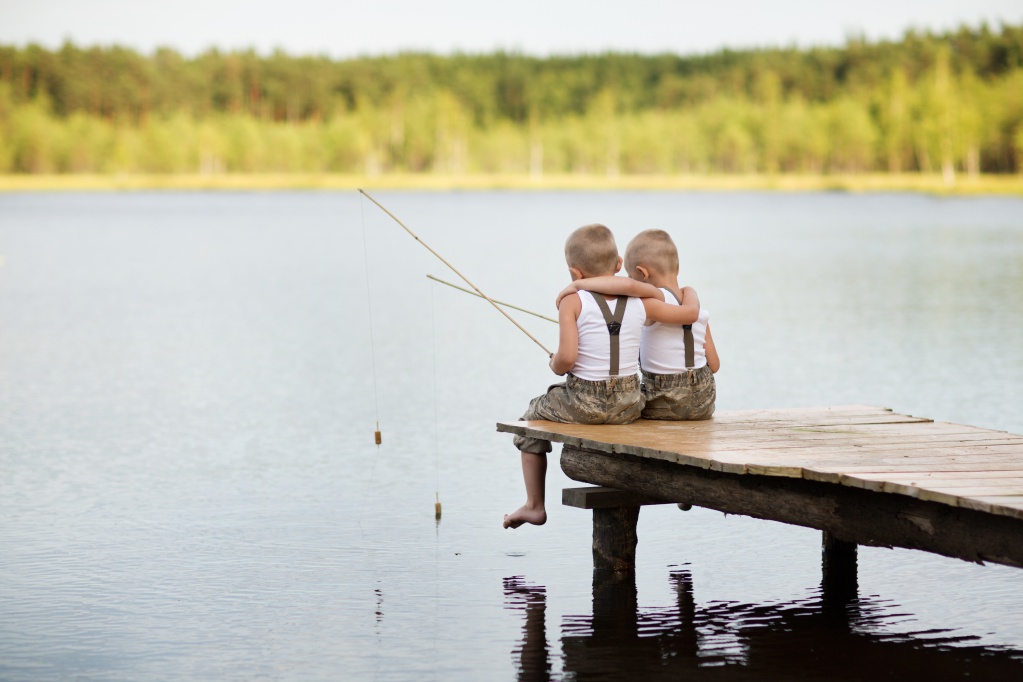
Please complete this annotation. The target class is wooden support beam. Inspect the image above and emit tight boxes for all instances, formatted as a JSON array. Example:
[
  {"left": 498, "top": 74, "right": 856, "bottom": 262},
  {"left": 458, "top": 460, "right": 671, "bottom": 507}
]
[
  {"left": 563, "top": 487, "right": 678, "bottom": 573},
  {"left": 562, "top": 486, "right": 673, "bottom": 509},
  {"left": 560, "top": 445, "right": 1023, "bottom": 569},
  {"left": 592, "top": 506, "right": 641, "bottom": 573},
  {"left": 821, "top": 531, "right": 858, "bottom": 604}
]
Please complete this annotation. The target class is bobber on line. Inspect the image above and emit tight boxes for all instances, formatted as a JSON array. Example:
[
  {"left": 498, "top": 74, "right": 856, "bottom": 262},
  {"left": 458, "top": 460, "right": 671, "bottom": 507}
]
[
  {"left": 374, "top": 421, "right": 382, "bottom": 446},
  {"left": 435, "top": 492, "right": 442, "bottom": 520}
]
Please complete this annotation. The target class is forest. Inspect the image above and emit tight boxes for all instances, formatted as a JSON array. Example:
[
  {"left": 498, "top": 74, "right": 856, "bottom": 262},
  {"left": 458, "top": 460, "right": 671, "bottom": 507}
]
[{"left": 1, "top": 22, "right": 1022, "bottom": 178}]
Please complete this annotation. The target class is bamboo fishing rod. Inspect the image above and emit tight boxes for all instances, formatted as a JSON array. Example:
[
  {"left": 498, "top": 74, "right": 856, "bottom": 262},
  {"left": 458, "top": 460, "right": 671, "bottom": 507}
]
[
  {"left": 426, "top": 275, "right": 558, "bottom": 324},
  {"left": 359, "top": 189, "right": 552, "bottom": 356}
]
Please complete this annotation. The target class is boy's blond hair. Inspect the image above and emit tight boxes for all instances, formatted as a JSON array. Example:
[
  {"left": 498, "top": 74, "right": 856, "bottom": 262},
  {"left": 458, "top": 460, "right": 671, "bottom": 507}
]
[
  {"left": 564, "top": 224, "right": 619, "bottom": 276},
  {"left": 624, "top": 229, "right": 679, "bottom": 277}
]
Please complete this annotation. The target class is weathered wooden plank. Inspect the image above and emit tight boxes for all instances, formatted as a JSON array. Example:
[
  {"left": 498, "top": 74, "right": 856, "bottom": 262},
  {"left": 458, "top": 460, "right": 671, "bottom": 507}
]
[
  {"left": 649, "top": 414, "right": 932, "bottom": 430},
  {"left": 717, "top": 451, "right": 1023, "bottom": 468},
  {"left": 691, "top": 422, "right": 1003, "bottom": 439},
  {"left": 707, "top": 431, "right": 1019, "bottom": 446},
  {"left": 825, "top": 454, "right": 1016, "bottom": 468},
  {"left": 862, "top": 470, "right": 1023, "bottom": 481},
  {"left": 713, "top": 455, "right": 1023, "bottom": 480},
  {"left": 498, "top": 421, "right": 745, "bottom": 471},
  {"left": 720, "top": 433, "right": 1017, "bottom": 451},
  {"left": 851, "top": 472, "right": 1023, "bottom": 488},
  {"left": 559, "top": 445, "right": 1023, "bottom": 567},
  {"left": 720, "top": 455, "right": 1023, "bottom": 480},
  {"left": 562, "top": 486, "right": 673, "bottom": 509},
  {"left": 626, "top": 431, "right": 1011, "bottom": 451},
  {"left": 918, "top": 485, "right": 1023, "bottom": 504},
  {"left": 714, "top": 443, "right": 1023, "bottom": 461},
  {"left": 793, "top": 440, "right": 1023, "bottom": 452},
  {"left": 857, "top": 477, "right": 1023, "bottom": 494},
  {"left": 839, "top": 476, "right": 1023, "bottom": 498},
  {"left": 706, "top": 405, "right": 897, "bottom": 420},
  {"left": 957, "top": 496, "right": 1023, "bottom": 519},
  {"left": 803, "top": 462, "right": 1023, "bottom": 485},
  {"left": 745, "top": 463, "right": 805, "bottom": 477}
]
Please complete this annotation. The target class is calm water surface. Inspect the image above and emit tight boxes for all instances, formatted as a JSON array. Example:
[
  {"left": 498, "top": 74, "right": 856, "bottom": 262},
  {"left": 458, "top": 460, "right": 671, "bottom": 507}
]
[{"left": 1, "top": 191, "right": 1022, "bottom": 680}]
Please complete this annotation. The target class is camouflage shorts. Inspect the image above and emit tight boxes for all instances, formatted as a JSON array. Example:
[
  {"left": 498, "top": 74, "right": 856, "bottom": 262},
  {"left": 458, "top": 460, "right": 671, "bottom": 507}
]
[
  {"left": 513, "top": 373, "right": 644, "bottom": 454},
  {"left": 641, "top": 365, "right": 716, "bottom": 421}
]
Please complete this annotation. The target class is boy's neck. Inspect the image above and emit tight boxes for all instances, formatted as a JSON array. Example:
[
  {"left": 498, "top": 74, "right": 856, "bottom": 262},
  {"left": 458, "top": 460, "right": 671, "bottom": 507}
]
[
  {"left": 575, "top": 270, "right": 617, "bottom": 281},
  {"left": 647, "top": 273, "right": 681, "bottom": 291}
]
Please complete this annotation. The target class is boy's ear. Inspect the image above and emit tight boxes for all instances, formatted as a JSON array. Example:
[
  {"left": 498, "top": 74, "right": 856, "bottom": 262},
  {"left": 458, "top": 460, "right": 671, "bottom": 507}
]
[
  {"left": 569, "top": 266, "right": 584, "bottom": 281},
  {"left": 614, "top": 257, "right": 623, "bottom": 274},
  {"left": 636, "top": 265, "right": 651, "bottom": 281}
]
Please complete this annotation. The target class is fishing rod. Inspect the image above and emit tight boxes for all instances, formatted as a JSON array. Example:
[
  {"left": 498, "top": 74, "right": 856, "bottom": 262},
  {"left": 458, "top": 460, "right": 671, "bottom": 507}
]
[
  {"left": 359, "top": 189, "right": 552, "bottom": 356},
  {"left": 426, "top": 275, "right": 558, "bottom": 324}
]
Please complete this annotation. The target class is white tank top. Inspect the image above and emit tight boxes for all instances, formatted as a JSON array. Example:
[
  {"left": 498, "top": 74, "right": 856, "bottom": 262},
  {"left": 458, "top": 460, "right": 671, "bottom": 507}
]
[
  {"left": 640, "top": 287, "right": 710, "bottom": 374},
  {"left": 571, "top": 292, "right": 646, "bottom": 381}
]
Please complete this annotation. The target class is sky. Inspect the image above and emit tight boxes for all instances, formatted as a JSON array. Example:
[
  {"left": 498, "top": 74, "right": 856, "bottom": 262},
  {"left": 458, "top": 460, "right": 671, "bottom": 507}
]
[{"left": 1, "top": 0, "right": 1022, "bottom": 57}]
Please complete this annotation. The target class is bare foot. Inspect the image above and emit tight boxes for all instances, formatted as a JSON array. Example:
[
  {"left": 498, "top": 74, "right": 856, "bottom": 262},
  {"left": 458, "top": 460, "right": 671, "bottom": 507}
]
[{"left": 503, "top": 504, "right": 547, "bottom": 529}]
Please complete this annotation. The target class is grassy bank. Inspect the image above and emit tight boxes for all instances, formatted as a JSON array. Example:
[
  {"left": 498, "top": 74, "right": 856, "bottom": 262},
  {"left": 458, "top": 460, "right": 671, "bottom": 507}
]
[{"left": 1, "top": 173, "right": 1022, "bottom": 195}]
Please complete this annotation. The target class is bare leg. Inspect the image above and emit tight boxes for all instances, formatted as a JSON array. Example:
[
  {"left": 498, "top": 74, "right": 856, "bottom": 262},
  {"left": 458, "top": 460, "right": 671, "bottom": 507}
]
[{"left": 504, "top": 451, "right": 548, "bottom": 529}]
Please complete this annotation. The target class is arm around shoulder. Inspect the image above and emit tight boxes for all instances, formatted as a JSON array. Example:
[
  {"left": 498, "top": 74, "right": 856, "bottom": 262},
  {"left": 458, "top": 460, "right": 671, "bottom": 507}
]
[
  {"left": 560, "top": 276, "right": 663, "bottom": 305},
  {"left": 642, "top": 285, "right": 700, "bottom": 325},
  {"left": 643, "top": 287, "right": 700, "bottom": 325}
]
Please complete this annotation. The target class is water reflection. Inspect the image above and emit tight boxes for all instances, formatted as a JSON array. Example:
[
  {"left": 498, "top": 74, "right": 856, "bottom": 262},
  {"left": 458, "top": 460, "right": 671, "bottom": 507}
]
[
  {"left": 506, "top": 569, "right": 1023, "bottom": 680},
  {"left": 504, "top": 577, "right": 553, "bottom": 682}
]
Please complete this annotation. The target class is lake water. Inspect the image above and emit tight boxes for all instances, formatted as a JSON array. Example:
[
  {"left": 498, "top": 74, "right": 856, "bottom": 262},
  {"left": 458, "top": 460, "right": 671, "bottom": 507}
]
[{"left": 1, "top": 190, "right": 1022, "bottom": 680}]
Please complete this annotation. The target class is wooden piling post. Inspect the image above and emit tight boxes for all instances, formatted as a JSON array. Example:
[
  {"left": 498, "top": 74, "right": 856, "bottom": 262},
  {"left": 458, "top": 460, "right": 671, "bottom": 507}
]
[
  {"left": 563, "top": 487, "right": 671, "bottom": 573},
  {"left": 821, "top": 531, "right": 858, "bottom": 604},
  {"left": 592, "top": 506, "right": 641, "bottom": 573}
]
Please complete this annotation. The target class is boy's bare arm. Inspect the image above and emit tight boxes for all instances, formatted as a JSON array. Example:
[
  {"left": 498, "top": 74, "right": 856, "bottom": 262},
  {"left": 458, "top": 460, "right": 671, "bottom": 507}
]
[
  {"left": 705, "top": 324, "right": 720, "bottom": 373},
  {"left": 549, "top": 293, "right": 580, "bottom": 375},
  {"left": 555, "top": 276, "right": 663, "bottom": 308},
  {"left": 680, "top": 286, "right": 700, "bottom": 312},
  {"left": 642, "top": 285, "right": 701, "bottom": 325}
]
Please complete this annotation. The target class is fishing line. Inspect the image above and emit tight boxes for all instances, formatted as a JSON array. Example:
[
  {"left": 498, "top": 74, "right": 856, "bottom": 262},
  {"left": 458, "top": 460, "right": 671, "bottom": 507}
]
[
  {"left": 431, "top": 280, "right": 442, "bottom": 520},
  {"left": 359, "top": 195, "right": 383, "bottom": 446},
  {"left": 359, "top": 189, "right": 552, "bottom": 356}
]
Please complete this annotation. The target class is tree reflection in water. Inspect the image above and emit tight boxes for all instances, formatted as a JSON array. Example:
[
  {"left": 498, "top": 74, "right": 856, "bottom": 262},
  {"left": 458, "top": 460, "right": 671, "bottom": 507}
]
[{"left": 504, "top": 567, "right": 1023, "bottom": 681}]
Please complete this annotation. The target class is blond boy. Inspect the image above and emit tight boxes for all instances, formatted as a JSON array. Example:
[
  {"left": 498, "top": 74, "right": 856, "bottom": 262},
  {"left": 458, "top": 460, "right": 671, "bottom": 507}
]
[{"left": 504, "top": 225, "right": 699, "bottom": 529}]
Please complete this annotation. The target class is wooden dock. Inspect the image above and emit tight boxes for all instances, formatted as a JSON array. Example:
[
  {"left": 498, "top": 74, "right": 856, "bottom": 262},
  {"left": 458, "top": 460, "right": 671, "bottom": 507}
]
[{"left": 497, "top": 405, "right": 1023, "bottom": 573}]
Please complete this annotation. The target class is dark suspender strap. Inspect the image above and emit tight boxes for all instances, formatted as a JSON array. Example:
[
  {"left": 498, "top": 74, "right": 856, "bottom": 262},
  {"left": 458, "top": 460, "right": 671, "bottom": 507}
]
[
  {"left": 664, "top": 289, "right": 696, "bottom": 370},
  {"left": 589, "top": 292, "right": 628, "bottom": 376},
  {"left": 683, "top": 326, "right": 695, "bottom": 370}
]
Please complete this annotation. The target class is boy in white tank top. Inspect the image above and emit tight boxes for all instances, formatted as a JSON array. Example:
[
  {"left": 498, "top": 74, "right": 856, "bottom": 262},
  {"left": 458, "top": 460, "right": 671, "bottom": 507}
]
[
  {"left": 560, "top": 229, "right": 719, "bottom": 420},
  {"left": 504, "top": 225, "right": 701, "bottom": 529}
]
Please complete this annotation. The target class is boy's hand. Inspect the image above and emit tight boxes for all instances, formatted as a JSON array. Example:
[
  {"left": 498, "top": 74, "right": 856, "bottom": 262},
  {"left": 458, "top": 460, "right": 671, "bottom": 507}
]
[
  {"left": 680, "top": 286, "right": 700, "bottom": 311},
  {"left": 555, "top": 283, "right": 579, "bottom": 309}
]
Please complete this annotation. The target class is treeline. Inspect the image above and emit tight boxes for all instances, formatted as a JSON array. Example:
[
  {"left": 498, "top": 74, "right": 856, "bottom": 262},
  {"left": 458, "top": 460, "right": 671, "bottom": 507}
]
[{"left": 1, "top": 23, "right": 1023, "bottom": 176}]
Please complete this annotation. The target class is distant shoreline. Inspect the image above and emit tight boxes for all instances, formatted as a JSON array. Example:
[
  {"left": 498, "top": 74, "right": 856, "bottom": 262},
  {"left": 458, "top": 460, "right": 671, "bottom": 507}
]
[{"left": 2, "top": 173, "right": 1022, "bottom": 196}]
